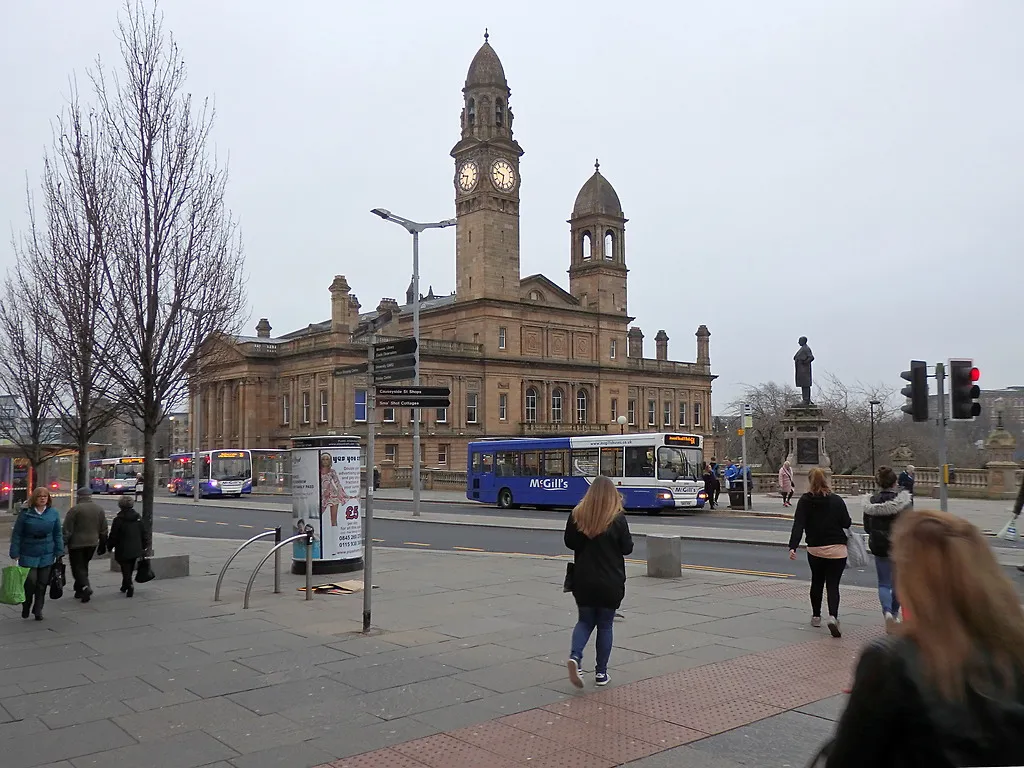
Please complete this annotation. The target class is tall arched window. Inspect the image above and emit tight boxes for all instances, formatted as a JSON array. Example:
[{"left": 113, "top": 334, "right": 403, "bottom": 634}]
[
  {"left": 467, "top": 98, "right": 476, "bottom": 125},
  {"left": 495, "top": 99, "right": 504, "bottom": 127},
  {"left": 577, "top": 389, "right": 589, "bottom": 424},
  {"left": 525, "top": 387, "right": 538, "bottom": 423},
  {"left": 581, "top": 232, "right": 592, "bottom": 260},
  {"left": 551, "top": 388, "right": 563, "bottom": 423},
  {"left": 604, "top": 231, "right": 614, "bottom": 260}
]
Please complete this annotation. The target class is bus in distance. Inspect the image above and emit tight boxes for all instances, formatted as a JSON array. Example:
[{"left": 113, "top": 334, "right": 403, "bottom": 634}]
[
  {"left": 89, "top": 457, "right": 145, "bottom": 494},
  {"left": 169, "top": 450, "right": 253, "bottom": 497},
  {"left": 466, "top": 433, "right": 706, "bottom": 513}
]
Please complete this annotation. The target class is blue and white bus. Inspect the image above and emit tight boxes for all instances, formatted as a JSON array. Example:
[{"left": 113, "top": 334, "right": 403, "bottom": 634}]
[
  {"left": 466, "top": 433, "right": 707, "bottom": 513},
  {"left": 89, "top": 457, "right": 144, "bottom": 494},
  {"left": 170, "top": 450, "right": 253, "bottom": 498}
]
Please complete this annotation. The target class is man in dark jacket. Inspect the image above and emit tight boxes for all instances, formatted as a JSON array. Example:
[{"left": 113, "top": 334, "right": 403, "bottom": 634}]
[
  {"left": 863, "top": 467, "right": 912, "bottom": 628},
  {"left": 897, "top": 465, "right": 915, "bottom": 497},
  {"left": 63, "top": 487, "right": 109, "bottom": 602}
]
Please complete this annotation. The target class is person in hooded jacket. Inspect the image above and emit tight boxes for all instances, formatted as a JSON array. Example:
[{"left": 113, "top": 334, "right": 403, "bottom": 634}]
[
  {"left": 63, "top": 486, "right": 109, "bottom": 603},
  {"left": 819, "top": 508, "right": 1024, "bottom": 768},
  {"left": 9, "top": 486, "right": 64, "bottom": 620},
  {"left": 702, "top": 464, "right": 718, "bottom": 510},
  {"left": 107, "top": 495, "right": 150, "bottom": 597},
  {"left": 788, "top": 468, "right": 851, "bottom": 638},
  {"left": 863, "top": 466, "right": 913, "bottom": 631}
]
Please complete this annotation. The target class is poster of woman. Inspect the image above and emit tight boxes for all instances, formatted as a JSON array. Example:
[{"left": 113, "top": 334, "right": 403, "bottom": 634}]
[{"left": 289, "top": 436, "right": 363, "bottom": 566}]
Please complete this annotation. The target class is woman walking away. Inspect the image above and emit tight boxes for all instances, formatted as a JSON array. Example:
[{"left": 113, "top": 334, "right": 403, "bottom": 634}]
[
  {"left": 107, "top": 496, "right": 149, "bottom": 597},
  {"left": 565, "top": 475, "right": 634, "bottom": 688},
  {"left": 778, "top": 461, "right": 795, "bottom": 507},
  {"left": 788, "top": 468, "right": 850, "bottom": 638},
  {"left": 9, "top": 487, "right": 63, "bottom": 620},
  {"left": 819, "top": 509, "right": 1024, "bottom": 767},
  {"left": 63, "top": 487, "right": 108, "bottom": 603},
  {"left": 863, "top": 466, "right": 912, "bottom": 632},
  {"left": 702, "top": 464, "right": 718, "bottom": 510}
]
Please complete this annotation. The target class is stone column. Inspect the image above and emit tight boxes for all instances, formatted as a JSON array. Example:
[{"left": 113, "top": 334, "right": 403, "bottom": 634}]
[
  {"left": 985, "top": 402, "right": 1019, "bottom": 499},
  {"left": 779, "top": 404, "right": 832, "bottom": 496}
]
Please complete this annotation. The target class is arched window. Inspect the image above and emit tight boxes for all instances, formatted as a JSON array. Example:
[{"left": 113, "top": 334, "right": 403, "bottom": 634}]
[
  {"left": 581, "top": 231, "right": 592, "bottom": 260},
  {"left": 604, "top": 231, "right": 614, "bottom": 260},
  {"left": 525, "top": 388, "right": 538, "bottom": 423},
  {"left": 577, "top": 389, "right": 589, "bottom": 424},
  {"left": 551, "top": 388, "right": 563, "bottom": 423},
  {"left": 495, "top": 99, "right": 504, "bottom": 127},
  {"left": 467, "top": 98, "right": 476, "bottom": 125}
]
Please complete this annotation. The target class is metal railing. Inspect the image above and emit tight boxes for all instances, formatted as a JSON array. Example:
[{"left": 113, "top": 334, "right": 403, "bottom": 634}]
[
  {"left": 214, "top": 526, "right": 282, "bottom": 602},
  {"left": 243, "top": 527, "right": 315, "bottom": 609}
]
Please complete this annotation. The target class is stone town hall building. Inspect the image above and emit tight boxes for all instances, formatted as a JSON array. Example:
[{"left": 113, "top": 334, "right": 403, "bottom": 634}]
[{"left": 199, "top": 36, "right": 717, "bottom": 471}]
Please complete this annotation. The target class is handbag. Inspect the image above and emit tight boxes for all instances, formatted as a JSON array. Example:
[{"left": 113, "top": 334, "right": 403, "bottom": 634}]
[
  {"left": 49, "top": 559, "right": 66, "bottom": 600},
  {"left": 1, "top": 565, "right": 31, "bottom": 605},
  {"left": 563, "top": 562, "right": 574, "bottom": 593},
  {"left": 135, "top": 558, "right": 155, "bottom": 583},
  {"left": 845, "top": 529, "right": 869, "bottom": 568}
]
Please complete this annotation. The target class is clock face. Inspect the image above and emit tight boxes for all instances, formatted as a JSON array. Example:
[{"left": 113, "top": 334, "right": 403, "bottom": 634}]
[
  {"left": 457, "top": 161, "right": 478, "bottom": 192},
  {"left": 490, "top": 159, "right": 516, "bottom": 192}
]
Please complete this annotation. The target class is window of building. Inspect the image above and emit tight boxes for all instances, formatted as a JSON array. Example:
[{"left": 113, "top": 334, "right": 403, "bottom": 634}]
[
  {"left": 495, "top": 99, "right": 504, "bottom": 127},
  {"left": 438, "top": 444, "right": 449, "bottom": 466},
  {"left": 467, "top": 98, "right": 476, "bottom": 125},
  {"left": 281, "top": 393, "right": 290, "bottom": 425},
  {"left": 581, "top": 231, "right": 592, "bottom": 260},
  {"left": 604, "top": 231, "right": 614, "bottom": 260},
  {"left": 319, "top": 390, "right": 328, "bottom": 423},
  {"left": 301, "top": 391, "right": 310, "bottom": 424},
  {"left": 577, "top": 389, "right": 588, "bottom": 424},
  {"left": 466, "top": 393, "right": 479, "bottom": 424},
  {"left": 694, "top": 401, "right": 702, "bottom": 427},
  {"left": 663, "top": 401, "right": 672, "bottom": 427},
  {"left": 499, "top": 393, "right": 508, "bottom": 421},
  {"left": 648, "top": 399, "right": 656, "bottom": 427},
  {"left": 525, "top": 388, "right": 537, "bottom": 423},
  {"left": 498, "top": 327, "right": 506, "bottom": 350},
  {"left": 551, "top": 388, "right": 563, "bottom": 423},
  {"left": 610, "top": 339, "right": 616, "bottom": 359},
  {"left": 678, "top": 401, "right": 686, "bottom": 426},
  {"left": 436, "top": 406, "right": 447, "bottom": 423},
  {"left": 421, "top": 443, "right": 427, "bottom": 464},
  {"left": 355, "top": 389, "right": 367, "bottom": 422},
  {"left": 610, "top": 398, "right": 618, "bottom": 422},
  {"left": 384, "top": 444, "right": 397, "bottom": 463},
  {"left": 628, "top": 398, "right": 636, "bottom": 426},
  {"left": 383, "top": 407, "right": 395, "bottom": 423}
]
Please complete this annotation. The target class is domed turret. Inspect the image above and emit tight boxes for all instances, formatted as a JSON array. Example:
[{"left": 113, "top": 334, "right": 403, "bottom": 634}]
[
  {"left": 567, "top": 160, "right": 628, "bottom": 316},
  {"left": 573, "top": 160, "right": 623, "bottom": 218},
  {"left": 466, "top": 31, "right": 507, "bottom": 89}
]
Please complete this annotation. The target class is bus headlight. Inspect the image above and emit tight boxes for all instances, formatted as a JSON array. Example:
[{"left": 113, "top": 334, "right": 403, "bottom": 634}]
[
  {"left": 210, "top": 479, "right": 219, "bottom": 487},
  {"left": 658, "top": 492, "right": 672, "bottom": 500}
]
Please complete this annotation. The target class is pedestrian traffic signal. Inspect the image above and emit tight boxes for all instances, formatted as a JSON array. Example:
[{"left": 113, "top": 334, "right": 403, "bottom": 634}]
[
  {"left": 900, "top": 360, "right": 928, "bottom": 422},
  {"left": 949, "top": 359, "right": 981, "bottom": 420}
]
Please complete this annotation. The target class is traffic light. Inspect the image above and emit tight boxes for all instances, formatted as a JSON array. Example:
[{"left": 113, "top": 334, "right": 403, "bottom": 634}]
[
  {"left": 949, "top": 359, "right": 981, "bottom": 420},
  {"left": 900, "top": 360, "right": 928, "bottom": 422}
]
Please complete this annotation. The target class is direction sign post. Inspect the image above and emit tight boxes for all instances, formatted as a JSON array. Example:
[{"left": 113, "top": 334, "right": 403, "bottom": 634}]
[
  {"left": 373, "top": 339, "right": 417, "bottom": 360},
  {"left": 334, "top": 362, "right": 368, "bottom": 377}
]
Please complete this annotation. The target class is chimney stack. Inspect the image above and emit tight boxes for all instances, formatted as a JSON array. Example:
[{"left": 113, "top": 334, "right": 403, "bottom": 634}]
[
  {"left": 329, "top": 275, "right": 352, "bottom": 334},
  {"left": 627, "top": 327, "right": 644, "bottom": 359},
  {"left": 696, "top": 325, "right": 711, "bottom": 367},
  {"left": 255, "top": 318, "right": 272, "bottom": 339},
  {"left": 655, "top": 330, "right": 669, "bottom": 361}
]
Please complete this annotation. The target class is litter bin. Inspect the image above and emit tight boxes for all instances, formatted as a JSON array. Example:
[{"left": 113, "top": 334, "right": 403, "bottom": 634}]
[{"left": 728, "top": 486, "right": 751, "bottom": 510}]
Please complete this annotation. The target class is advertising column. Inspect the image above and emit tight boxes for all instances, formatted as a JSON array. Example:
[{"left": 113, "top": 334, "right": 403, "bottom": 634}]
[{"left": 290, "top": 435, "right": 363, "bottom": 574}]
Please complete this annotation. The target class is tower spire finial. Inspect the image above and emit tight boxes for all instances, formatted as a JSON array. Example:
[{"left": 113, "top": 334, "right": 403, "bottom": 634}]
[
  {"left": 595, "top": 158, "right": 600, "bottom": 173},
  {"left": 484, "top": 28, "right": 489, "bottom": 42}
]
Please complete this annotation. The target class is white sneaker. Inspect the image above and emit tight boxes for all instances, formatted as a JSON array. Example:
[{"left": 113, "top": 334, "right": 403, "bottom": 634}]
[
  {"left": 810, "top": 616, "right": 821, "bottom": 628},
  {"left": 595, "top": 672, "right": 610, "bottom": 686},
  {"left": 567, "top": 658, "right": 584, "bottom": 689},
  {"left": 827, "top": 616, "right": 842, "bottom": 638},
  {"left": 884, "top": 612, "right": 896, "bottom": 634}
]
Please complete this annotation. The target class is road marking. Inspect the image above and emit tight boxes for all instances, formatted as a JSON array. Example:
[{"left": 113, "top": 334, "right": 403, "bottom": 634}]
[
  {"left": 372, "top": 538, "right": 385, "bottom": 543},
  {"left": 194, "top": 520, "right": 208, "bottom": 524},
  {"left": 177, "top": 517, "right": 189, "bottom": 521},
  {"left": 453, "top": 546, "right": 485, "bottom": 552},
  {"left": 215, "top": 522, "right": 229, "bottom": 526},
  {"left": 403, "top": 542, "right": 431, "bottom": 547},
  {"left": 239, "top": 524, "right": 254, "bottom": 529},
  {"left": 681, "top": 563, "right": 790, "bottom": 579}
]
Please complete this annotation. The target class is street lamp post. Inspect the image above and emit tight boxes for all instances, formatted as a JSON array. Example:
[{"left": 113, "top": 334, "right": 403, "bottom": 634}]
[
  {"left": 182, "top": 304, "right": 228, "bottom": 504},
  {"left": 869, "top": 399, "right": 881, "bottom": 478},
  {"left": 370, "top": 209, "right": 457, "bottom": 518},
  {"left": 616, "top": 415, "right": 627, "bottom": 435}
]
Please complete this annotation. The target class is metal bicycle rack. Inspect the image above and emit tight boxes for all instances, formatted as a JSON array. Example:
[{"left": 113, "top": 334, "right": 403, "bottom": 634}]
[
  {"left": 214, "top": 526, "right": 282, "bottom": 602},
  {"left": 243, "top": 526, "right": 315, "bottom": 609}
]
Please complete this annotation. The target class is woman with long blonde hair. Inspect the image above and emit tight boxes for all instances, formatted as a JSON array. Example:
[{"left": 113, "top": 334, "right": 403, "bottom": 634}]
[
  {"left": 564, "top": 475, "right": 634, "bottom": 688},
  {"left": 820, "top": 509, "right": 1024, "bottom": 766}
]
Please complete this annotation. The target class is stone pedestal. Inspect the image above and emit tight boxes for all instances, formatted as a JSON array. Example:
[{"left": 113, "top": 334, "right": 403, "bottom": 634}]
[
  {"left": 646, "top": 535, "right": 682, "bottom": 578},
  {"left": 986, "top": 426, "right": 1019, "bottom": 499},
  {"left": 110, "top": 553, "right": 190, "bottom": 579},
  {"left": 780, "top": 405, "right": 832, "bottom": 497}
]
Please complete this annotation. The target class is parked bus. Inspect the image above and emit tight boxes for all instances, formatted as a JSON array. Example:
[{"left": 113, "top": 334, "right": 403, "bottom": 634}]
[
  {"left": 89, "top": 457, "right": 144, "bottom": 494},
  {"left": 170, "top": 450, "right": 253, "bottom": 498},
  {"left": 466, "top": 433, "right": 707, "bottom": 513}
]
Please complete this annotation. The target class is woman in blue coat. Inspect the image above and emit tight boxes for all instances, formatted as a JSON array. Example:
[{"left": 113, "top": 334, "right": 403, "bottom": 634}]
[{"left": 9, "top": 486, "right": 64, "bottom": 620}]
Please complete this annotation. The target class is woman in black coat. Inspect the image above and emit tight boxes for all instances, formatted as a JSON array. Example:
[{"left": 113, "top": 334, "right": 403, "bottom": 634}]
[
  {"left": 107, "top": 496, "right": 150, "bottom": 597},
  {"left": 564, "top": 475, "right": 634, "bottom": 689}
]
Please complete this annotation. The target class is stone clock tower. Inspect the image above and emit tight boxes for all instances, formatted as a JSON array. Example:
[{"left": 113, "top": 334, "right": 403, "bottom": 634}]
[{"left": 451, "top": 32, "right": 524, "bottom": 302}]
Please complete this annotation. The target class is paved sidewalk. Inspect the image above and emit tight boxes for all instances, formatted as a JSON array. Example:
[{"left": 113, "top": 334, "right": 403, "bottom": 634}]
[{"left": 0, "top": 532, "right": 886, "bottom": 768}]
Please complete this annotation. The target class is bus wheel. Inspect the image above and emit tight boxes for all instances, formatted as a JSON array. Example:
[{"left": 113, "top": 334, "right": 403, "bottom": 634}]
[{"left": 497, "top": 488, "right": 514, "bottom": 510}]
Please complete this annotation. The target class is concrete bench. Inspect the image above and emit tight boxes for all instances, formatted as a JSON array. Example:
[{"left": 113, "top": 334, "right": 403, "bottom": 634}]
[{"left": 646, "top": 534, "right": 682, "bottom": 578}]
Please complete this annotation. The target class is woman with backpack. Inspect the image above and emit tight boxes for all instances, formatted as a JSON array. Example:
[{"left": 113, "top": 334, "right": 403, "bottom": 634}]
[
  {"left": 107, "top": 496, "right": 150, "bottom": 597},
  {"left": 564, "top": 475, "right": 634, "bottom": 688},
  {"left": 8, "top": 486, "right": 63, "bottom": 620},
  {"left": 863, "top": 466, "right": 912, "bottom": 632}
]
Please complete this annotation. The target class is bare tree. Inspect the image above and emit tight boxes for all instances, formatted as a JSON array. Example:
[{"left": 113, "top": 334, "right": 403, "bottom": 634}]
[
  {"left": 728, "top": 381, "right": 799, "bottom": 470},
  {"left": 91, "top": 1, "right": 246, "bottom": 541},
  {"left": 17, "top": 84, "right": 124, "bottom": 487},
  {"left": 0, "top": 274, "right": 62, "bottom": 490}
]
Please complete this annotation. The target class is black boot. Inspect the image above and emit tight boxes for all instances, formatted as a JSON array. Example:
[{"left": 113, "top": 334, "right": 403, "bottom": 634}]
[
  {"left": 32, "top": 589, "right": 45, "bottom": 620},
  {"left": 21, "top": 594, "right": 32, "bottom": 619}
]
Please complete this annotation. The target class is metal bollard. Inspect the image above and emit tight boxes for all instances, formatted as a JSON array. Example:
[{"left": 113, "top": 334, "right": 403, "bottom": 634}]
[
  {"left": 305, "top": 525, "right": 314, "bottom": 601},
  {"left": 273, "top": 526, "right": 282, "bottom": 594}
]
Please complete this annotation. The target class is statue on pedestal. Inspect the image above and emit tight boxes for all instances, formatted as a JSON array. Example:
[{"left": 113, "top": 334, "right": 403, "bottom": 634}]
[{"left": 794, "top": 336, "right": 814, "bottom": 406}]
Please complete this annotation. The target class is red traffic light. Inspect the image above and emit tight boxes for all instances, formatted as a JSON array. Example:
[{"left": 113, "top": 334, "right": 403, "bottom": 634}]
[{"left": 970, "top": 367, "right": 980, "bottom": 382}]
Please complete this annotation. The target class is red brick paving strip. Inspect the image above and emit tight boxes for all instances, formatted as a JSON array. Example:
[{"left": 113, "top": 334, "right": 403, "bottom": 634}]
[{"left": 323, "top": 624, "right": 882, "bottom": 767}]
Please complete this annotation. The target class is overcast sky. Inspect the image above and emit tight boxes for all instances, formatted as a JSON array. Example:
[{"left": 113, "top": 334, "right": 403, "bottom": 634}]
[{"left": 2, "top": 1, "right": 1021, "bottom": 413}]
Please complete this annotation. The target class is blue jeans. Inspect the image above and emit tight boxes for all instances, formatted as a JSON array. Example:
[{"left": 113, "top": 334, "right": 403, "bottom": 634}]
[
  {"left": 875, "top": 556, "right": 900, "bottom": 616},
  {"left": 570, "top": 605, "right": 616, "bottom": 674}
]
